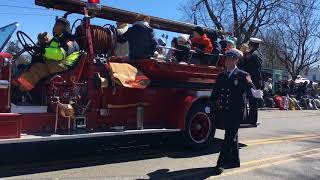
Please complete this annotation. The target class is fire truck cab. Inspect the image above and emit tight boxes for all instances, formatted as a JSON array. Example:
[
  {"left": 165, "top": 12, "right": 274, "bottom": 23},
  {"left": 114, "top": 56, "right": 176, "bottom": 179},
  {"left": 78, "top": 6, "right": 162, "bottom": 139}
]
[{"left": 0, "top": 0, "right": 257, "bottom": 150}]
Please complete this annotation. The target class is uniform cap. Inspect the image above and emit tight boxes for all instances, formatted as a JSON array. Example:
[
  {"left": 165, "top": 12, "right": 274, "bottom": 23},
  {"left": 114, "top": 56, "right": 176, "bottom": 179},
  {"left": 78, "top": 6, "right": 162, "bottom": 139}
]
[
  {"left": 225, "top": 48, "right": 243, "bottom": 58},
  {"left": 249, "top": 38, "right": 263, "bottom": 44}
]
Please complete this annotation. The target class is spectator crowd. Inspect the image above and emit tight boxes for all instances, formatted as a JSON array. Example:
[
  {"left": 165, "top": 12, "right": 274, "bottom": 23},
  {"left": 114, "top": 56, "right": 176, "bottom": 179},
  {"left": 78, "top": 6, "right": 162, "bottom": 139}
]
[{"left": 262, "top": 79, "right": 320, "bottom": 110}]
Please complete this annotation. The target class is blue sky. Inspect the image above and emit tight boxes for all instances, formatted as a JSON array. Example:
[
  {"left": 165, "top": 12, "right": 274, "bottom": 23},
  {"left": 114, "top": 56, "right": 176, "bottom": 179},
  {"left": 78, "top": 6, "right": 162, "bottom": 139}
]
[{"left": 0, "top": 0, "right": 187, "bottom": 44}]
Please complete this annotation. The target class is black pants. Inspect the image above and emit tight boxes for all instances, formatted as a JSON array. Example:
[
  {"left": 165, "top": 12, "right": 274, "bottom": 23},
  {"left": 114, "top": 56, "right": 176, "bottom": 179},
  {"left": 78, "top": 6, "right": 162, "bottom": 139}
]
[
  {"left": 248, "top": 97, "right": 258, "bottom": 124},
  {"left": 217, "top": 128, "right": 240, "bottom": 167}
]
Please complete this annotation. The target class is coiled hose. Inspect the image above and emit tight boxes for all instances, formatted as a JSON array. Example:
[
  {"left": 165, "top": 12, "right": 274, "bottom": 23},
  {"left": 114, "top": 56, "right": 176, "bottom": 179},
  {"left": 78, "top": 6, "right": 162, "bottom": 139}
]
[{"left": 75, "top": 25, "right": 117, "bottom": 56}]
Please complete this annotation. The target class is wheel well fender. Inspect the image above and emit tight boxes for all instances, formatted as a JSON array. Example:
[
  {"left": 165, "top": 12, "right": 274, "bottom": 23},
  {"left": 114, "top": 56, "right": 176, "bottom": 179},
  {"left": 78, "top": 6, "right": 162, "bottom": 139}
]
[{"left": 167, "top": 96, "right": 210, "bottom": 130}]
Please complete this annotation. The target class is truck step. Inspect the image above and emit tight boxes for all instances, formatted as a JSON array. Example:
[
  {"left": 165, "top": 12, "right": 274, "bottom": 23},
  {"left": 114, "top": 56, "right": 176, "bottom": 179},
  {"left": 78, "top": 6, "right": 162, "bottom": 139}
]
[
  {"left": 0, "top": 129, "right": 181, "bottom": 145},
  {"left": 10, "top": 103, "right": 47, "bottom": 113}
]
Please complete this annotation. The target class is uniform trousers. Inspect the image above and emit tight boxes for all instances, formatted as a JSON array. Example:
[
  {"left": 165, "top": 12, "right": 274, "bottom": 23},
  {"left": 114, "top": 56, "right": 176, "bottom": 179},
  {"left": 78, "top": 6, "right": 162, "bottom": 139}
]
[
  {"left": 18, "top": 61, "right": 67, "bottom": 92},
  {"left": 217, "top": 128, "right": 240, "bottom": 167},
  {"left": 248, "top": 97, "right": 258, "bottom": 123}
]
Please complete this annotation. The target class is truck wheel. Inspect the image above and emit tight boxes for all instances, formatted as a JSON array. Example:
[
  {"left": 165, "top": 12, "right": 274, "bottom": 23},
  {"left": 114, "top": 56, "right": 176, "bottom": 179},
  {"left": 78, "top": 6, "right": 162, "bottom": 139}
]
[{"left": 183, "top": 103, "right": 216, "bottom": 150}]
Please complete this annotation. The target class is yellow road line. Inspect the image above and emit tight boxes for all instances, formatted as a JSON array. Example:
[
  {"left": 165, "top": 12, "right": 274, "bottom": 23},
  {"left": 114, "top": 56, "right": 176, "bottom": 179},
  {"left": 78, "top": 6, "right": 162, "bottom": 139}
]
[
  {"left": 241, "top": 134, "right": 320, "bottom": 146},
  {"left": 242, "top": 134, "right": 320, "bottom": 143},
  {"left": 209, "top": 148, "right": 320, "bottom": 179},
  {"left": 241, "top": 148, "right": 320, "bottom": 166}
]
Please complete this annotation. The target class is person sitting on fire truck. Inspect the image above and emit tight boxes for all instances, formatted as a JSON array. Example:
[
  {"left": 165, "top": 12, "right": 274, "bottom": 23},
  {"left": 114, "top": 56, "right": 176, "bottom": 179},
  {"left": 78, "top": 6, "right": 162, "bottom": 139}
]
[
  {"left": 114, "top": 21, "right": 129, "bottom": 56},
  {"left": 16, "top": 18, "right": 80, "bottom": 92},
  {"left": 37, "top": 32, "right": 52, "bottom": 49},
  {"left": 14, "top": 32, "right": 52, "bottom": 75},
  {"left": 191, "top": 26, "right": 213, "bottom": 54},
  {"left": 190, "top": 26, "right": 213, "bottom": 65},
  {"left": 117, "top": 15, "right": 158, "bottom": 60},
  {"left": 173, "top": 34, "right": 192, "bottom": 63}
]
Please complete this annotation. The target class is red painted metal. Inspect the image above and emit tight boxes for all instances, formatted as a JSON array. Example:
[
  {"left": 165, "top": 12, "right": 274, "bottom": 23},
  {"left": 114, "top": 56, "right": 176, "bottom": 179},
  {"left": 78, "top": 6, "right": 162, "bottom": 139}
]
[
  {"left": 0, "top": 113, "right": 21, "bottom": 139},
  {"left": 84, "top": 8, "right": 99, "bottom": 114},
  {"left": 0, "top": 53, "right": 12, "bottom": 113},
  {"left": 21, "top": 113, "right": 55, "bottom": 133},
  {"left": 0, "top": 53, "right": 13, "bottom": 59}
]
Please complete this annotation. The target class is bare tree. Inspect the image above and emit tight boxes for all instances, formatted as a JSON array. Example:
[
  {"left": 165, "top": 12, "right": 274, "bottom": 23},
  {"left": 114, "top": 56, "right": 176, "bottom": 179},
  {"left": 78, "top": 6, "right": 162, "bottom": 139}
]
[
  {"left": 179, "top": 0, "right": 230, "bottom": 30},
  {"left": 264, "top": 0, "right": 320, "bottom": 80},
  {"left": 260, "top": 32, "right": 286, "bottom": 71},
  {"left": 179, "top": 0, "right": 282, "bottom": 46}
]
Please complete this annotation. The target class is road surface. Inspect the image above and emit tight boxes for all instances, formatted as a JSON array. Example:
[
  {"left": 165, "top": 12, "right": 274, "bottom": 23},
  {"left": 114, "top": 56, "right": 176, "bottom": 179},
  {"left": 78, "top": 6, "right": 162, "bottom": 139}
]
[{"left": 1, "top": 110, "right": 320, "bottom": 180}]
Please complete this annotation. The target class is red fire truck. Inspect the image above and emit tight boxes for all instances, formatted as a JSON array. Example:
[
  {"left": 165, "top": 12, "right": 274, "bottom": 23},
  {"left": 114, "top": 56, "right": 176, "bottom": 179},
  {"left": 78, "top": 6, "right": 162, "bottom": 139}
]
[{"left": 0, "top": 0, "right": 257, "bottom": 149}]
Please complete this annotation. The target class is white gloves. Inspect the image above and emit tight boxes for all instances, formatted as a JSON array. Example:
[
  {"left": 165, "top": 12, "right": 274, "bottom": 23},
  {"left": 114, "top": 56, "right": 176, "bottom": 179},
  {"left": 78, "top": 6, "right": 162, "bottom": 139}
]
[
  {"left": 251, "top": 88, "right": 264, "bottom": 99},
  {"left": 205, "top": 106, "right": 211, "bottom": 114}
]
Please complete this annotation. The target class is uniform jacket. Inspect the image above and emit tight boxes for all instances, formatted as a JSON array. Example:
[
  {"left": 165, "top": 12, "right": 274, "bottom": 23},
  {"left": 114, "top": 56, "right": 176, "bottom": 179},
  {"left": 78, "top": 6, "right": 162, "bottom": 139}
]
[
  {"left": 209, "top": 68, "right": 255, "bottom": 129},
  {"left": 117, "top": 21, "right": 158, "bottom": 60},
  {"left": 191, "top": 34, "right": 213, "bottom": 54},
  {"left": 240, "top": 48, "right": 263, "bottom": 89}
]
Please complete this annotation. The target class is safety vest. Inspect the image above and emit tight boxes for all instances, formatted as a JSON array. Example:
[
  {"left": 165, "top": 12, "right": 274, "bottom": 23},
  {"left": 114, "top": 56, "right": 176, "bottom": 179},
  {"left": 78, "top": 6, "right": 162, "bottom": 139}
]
[
  {"left": 44, "top": 34, "right": 80, "bottom": 66},
  {"left": 64, "top": 51, "right": 80, "bottom": 66}
]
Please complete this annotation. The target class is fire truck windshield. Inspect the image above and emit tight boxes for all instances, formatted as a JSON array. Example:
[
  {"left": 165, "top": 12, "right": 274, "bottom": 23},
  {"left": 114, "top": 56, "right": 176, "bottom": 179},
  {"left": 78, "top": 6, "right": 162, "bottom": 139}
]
[{"left": 0, "top": 22, "right": 19, "bottom": 52}]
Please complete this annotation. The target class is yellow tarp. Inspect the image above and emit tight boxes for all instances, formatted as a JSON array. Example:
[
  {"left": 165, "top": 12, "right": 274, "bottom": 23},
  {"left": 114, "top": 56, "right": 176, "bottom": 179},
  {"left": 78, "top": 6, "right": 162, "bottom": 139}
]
[{"left": 109, "top": 62, "right": 150, "bottom": 89}]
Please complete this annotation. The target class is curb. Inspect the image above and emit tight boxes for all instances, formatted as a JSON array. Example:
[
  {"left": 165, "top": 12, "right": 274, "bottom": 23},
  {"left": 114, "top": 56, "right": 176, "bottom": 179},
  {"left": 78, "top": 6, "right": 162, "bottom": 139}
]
[{"left": 258, "top": 108, "right": 279, "bottom": 111}]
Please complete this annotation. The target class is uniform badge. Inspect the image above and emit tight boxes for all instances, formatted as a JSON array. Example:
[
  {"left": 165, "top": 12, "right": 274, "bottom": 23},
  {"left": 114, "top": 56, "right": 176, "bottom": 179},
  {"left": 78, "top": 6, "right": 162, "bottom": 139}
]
[{"left": 234, "top": 79, "right": 239, "bottom": 86}]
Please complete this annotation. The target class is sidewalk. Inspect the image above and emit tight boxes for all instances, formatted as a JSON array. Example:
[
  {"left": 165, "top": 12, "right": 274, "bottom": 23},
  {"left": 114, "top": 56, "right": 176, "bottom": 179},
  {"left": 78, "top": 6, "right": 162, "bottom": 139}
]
[{"left": 259, "top": 107, "right": 320, "bottom": 111}]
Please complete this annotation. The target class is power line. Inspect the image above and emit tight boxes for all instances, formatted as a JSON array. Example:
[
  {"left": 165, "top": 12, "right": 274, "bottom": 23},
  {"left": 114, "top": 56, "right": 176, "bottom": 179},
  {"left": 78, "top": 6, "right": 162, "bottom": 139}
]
[
  {"left": 0, "top": 4, "right": 48, "bottom": 10},
  {"left": 0, "top": 12, "right": 57, "bottom": 16}
]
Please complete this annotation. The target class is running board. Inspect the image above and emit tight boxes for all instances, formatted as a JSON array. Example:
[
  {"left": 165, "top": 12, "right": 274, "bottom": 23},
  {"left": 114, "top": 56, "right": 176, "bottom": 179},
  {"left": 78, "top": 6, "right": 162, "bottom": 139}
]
[
  {"left": 0, "top": 129, "right": 181, "bottom": 145},
  {"left": 10, "top": 103, "right": 48, "bottom": 113}
]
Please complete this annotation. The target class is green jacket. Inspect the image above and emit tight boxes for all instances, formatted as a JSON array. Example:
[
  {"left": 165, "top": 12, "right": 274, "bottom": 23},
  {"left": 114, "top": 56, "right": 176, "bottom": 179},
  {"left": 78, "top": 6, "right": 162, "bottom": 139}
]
[{"left": 44, "top": 33, "right": 80, "bottom": 66}]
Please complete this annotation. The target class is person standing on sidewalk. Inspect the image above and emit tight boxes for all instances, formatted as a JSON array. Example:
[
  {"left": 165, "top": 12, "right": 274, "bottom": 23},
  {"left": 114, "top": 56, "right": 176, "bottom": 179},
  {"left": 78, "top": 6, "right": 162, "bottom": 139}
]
[{"left": 206, "top": 48, "right": 263, "bottom": 175}]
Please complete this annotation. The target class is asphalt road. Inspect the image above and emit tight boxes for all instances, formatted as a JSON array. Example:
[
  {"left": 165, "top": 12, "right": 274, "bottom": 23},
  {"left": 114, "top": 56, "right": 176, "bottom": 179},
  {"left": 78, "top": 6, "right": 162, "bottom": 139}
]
[{"left": 1, "top": 110, "right": 320, "bottom": 180}]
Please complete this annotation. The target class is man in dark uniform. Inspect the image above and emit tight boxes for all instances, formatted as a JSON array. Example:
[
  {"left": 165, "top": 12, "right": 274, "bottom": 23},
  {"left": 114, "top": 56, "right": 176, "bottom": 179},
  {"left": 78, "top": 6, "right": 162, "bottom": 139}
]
[
  {"left": 206, "top": 48, "right": 263, "bottom": 175},
  {"left": 240, "top": 38, "right": 263, "bottom": 124}
]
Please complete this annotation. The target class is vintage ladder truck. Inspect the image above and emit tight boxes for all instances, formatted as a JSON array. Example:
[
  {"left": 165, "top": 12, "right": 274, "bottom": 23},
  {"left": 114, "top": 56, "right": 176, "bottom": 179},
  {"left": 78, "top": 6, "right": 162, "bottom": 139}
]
[{"left": 0, "top": 0, "right": 257, "bottom": 149}]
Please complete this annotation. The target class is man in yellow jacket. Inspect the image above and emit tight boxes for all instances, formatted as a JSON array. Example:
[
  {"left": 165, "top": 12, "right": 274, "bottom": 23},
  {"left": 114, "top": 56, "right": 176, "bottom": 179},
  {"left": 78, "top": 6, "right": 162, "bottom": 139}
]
[{"left": 17, "top": 18, "right": 80, "bottom": 92}]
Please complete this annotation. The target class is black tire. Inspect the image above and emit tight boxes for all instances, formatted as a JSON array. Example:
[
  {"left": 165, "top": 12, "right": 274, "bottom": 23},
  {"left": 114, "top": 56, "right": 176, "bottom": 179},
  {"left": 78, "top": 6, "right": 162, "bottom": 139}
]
[{"left": 182, "top": 102, "right": 216, "bottom": 150}]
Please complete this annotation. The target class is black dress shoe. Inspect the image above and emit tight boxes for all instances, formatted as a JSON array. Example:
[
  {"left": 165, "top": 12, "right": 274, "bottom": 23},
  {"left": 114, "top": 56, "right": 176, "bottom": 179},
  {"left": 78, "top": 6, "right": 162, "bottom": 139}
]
[{"left": 213, "top": 166, "right": 224, "bottom": 175}]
